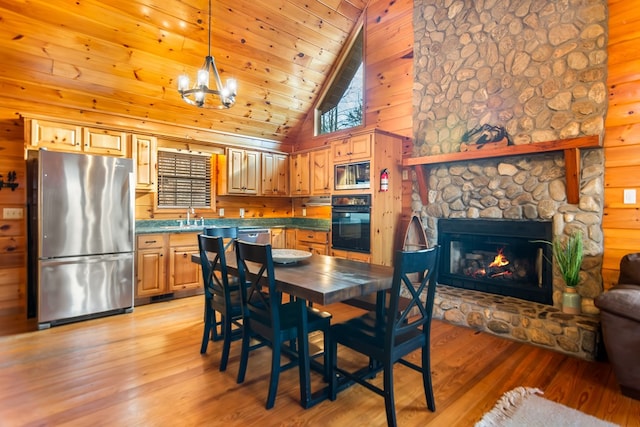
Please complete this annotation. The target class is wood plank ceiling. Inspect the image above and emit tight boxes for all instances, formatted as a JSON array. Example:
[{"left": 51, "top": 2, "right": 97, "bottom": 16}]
[{"left": 0, "top": 0, "right": 367, "bottom": 146}]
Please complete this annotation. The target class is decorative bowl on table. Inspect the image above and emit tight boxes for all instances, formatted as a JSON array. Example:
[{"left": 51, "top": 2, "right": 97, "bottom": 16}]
[{"left": 271, "top": 249, "right": 312, "bottom": 264}]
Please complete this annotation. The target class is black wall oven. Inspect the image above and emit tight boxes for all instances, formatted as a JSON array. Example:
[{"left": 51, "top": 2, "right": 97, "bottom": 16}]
[{"left": 331, "top": 194, "right": 371, "bottom": 253}]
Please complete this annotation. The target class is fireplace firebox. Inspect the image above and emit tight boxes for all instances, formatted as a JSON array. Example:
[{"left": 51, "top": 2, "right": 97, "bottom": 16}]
[{"left": 437, "top": 219, "right": 553, "bottom": 305}]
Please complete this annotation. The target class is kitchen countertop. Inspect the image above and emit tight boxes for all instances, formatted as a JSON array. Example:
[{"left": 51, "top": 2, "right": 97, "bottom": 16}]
[{"left": 135, "top": 218, "right": 330, "bottom": 234}]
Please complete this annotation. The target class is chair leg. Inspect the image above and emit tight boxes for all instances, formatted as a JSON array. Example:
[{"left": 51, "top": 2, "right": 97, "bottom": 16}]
[
  {"left": 421, "top": 347, "right": 436, "bottom": 411},
  {"left": 383, "top": 362, "right": 397, "bottom": 427},
  {"left": 329, "top": 339, "right": 338, "bottom": 401},
  {"left": 219, "top": 313, "right": 232, "bottom": 372},
  {"left": 200, "top": 303, "right": 213, "bottom": 354},
  {"left": 212, "top": 312, "right": 223, "bottom": 342},
  {"left": 236, "top": 328, "right": 251, "bottom": 384},
  {"left": 322, "top": 328, "right": 330, "bottom": 382},
  {"left": 266, "top": 341, "right": 282, "bottom": 409}
]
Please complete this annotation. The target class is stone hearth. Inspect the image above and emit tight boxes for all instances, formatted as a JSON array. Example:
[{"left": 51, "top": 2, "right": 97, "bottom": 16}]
[{"left": 433, "top": 285, "right": 600, "bottom": 360}]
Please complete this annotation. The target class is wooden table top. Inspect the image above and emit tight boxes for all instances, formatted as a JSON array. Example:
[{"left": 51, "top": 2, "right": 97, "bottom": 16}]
[{"left": 191, "top": 252, "right": 394, "bottom": 306}]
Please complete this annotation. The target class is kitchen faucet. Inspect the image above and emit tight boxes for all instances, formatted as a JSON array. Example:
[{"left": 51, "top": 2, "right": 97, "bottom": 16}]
[{"left": 186, "top": 207, "right": 195, "bottom": 225}]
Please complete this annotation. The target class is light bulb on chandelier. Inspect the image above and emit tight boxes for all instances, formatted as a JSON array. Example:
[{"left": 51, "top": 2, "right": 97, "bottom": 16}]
[{"left": 177, "top": 0, "right": 237, "bottom": 109}]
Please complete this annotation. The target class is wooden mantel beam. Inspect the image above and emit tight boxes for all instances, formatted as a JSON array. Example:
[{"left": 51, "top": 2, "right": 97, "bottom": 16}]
[{"left": 403, "top": 135, "right": 601, "bottom": 205}]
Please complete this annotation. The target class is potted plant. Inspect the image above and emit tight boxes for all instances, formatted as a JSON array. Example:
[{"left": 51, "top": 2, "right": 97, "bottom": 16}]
[{"left": 552, "top": 230, "right": 584, "bottom": 314}]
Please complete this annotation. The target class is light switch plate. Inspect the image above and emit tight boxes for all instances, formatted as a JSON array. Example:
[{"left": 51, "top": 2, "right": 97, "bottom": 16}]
[
  {"left": 239, "top": 208, "right": 245, "bottom": 218},
  {"left": 218, "top": 208, "right": 224, "bottom": 217},
  {"left": 3, "top": 208, "right": 23, "bottom": 219},
  {"left": 623, "top": 189, "right": 636, "bottom": 204}
]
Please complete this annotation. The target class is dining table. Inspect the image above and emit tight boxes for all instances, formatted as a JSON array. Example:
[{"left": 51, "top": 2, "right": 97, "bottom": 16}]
[{"left": 191, "top": 249, "right": 395, "bottom": 408}]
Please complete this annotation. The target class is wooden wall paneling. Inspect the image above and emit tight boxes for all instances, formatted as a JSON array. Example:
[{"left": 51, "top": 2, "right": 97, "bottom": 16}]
[
  {"left": 0, "top": 110, "right": 27, "bottom": 328},
  {"left": 291, "top": 0, "right": 414, "bottom": 150},
  {"left": 603, "top": 0, "right": 640, "bottom": 288}
]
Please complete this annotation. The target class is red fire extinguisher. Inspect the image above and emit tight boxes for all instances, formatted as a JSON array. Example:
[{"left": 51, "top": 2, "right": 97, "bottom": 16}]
[{"left": 380, "top": 168, "right": 389, "bottom": 192}]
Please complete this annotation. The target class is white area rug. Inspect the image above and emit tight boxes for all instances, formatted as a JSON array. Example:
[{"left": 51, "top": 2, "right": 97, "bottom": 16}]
[{"left": 475, "top": 387, "right": 619, "bottom": 427}]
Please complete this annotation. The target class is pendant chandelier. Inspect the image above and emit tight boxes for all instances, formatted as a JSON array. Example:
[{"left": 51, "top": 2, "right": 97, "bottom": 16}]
[{"left": 177, "top": 0, "right": 237, "bottom": 109}]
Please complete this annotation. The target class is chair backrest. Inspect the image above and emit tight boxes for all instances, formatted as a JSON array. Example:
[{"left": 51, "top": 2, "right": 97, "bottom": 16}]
[
  {"left": 386, "top": 246, "right": 440, "bottom": 348},
  {"left": 204, "top": 226, "right": 238, "bottom": 252},
  {"left": 235, "top": 240, "right": 283, "bottom": 332},
  {"left": 198, "top": 234, "right": 232, "bottom": 301}
]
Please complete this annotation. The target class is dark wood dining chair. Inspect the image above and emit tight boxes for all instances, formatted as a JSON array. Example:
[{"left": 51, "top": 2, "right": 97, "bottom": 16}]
[
  {"left": 197, "top": 233, "right": 243, "bottom": 372},
  {"left": 329, "top": 246, "right": 440, "bottom": 427},
  {"left": 202, "top": 226, "right": 238, "bottom": 342},
  {"left": 234, "top": 240, "right": 332, "bottom": 409}
]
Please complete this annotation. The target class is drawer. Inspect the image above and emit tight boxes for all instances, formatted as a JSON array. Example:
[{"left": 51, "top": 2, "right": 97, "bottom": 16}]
[
  {"left": 137, "top": 234, "right": 165, "bottom": 249},
  {"left": 296, "top": 229, "right": 328, "bottom": 244},
  {"left": 169, "top": 232, "right": 200, "bottom": 247}
]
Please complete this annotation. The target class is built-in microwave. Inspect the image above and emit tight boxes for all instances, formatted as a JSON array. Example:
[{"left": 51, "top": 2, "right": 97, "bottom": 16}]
[{"left": 334, "top": 160, "right": 370, "bottom": 190}]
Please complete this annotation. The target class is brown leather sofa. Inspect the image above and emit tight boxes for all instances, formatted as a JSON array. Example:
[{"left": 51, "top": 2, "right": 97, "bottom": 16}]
[{"left": 594, "top": 253, "right": 640, "bottom": 400}]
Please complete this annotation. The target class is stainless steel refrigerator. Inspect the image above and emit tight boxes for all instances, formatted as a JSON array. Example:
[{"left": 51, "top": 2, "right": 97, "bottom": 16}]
[{"left": 27, "top": 150, "right": 135, "bottom": 328}]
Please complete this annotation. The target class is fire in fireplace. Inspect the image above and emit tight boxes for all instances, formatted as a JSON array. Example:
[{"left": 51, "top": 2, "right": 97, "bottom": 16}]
[{"left": 437, "top": 219, "right": 553, "bottom": 305}]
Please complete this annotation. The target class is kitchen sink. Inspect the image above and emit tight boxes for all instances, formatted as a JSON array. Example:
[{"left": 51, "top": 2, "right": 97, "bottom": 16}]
[{"left": 158, "top": 225, "right": 205, "bottom": 231}]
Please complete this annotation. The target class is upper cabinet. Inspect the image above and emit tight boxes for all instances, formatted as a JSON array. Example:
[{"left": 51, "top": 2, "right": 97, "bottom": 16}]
[
  {"left": 310, "top": 148, "right": 331, "bottom": 195},
  {"left": 26, "top": 119, "right": 128, "bottom": 157},
  {"left": 290, "top": 152, "right": 310, "bottom": 196},
  {"left": 218, "top": 147, "right": 260, "bottom": 195},
  {"left": 331, "top": 133, "right": 372, "bottom": 163},
  {"left": 132, "top": 134, "right": 158, "bottom": 192},
  {"left": 261, "top": 152, "right": 289, "bottom": 196},
  {"left": 82, "top": 128, "right": 128, "bottom": 156}
]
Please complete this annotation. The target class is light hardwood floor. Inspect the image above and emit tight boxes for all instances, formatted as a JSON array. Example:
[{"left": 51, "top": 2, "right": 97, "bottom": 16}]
[{"left": 1, "top": 296, "right": 638, "bottom": 426}]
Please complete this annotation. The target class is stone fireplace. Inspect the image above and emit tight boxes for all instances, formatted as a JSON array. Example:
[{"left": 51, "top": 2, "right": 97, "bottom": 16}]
[{"left": 409, "top": 0, "right": 608, "bottom": 360}]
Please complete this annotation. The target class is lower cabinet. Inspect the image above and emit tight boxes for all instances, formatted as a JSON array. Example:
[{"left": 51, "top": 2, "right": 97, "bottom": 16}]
[
  {"left": 136, "top": 234, "right": 166, "bottom": 297},
  {"left": 168, "top": 233, "right": 202, "bottom": 292},
  {"left": 330, "top": 248, "right": 371, "bottom": 263},
  {"left": 135, "top": 232, "right": 203, "bottom": 303},
  {"left": 295, "top": 229, "right": 329, "bottom": 255},
  {"left": 271, "top": 228, "right": 287, "bottom": 249}
]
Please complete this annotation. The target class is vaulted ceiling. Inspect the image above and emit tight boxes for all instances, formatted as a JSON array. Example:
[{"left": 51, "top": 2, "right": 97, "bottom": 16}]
[{"left": 0, "top": 0, "right": 367, "bottom": 145}]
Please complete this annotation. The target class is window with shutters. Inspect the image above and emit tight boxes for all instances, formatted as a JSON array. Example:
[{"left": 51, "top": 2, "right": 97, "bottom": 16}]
[{"left": 157, "top": 150, "right": 212, "bottom": 208}]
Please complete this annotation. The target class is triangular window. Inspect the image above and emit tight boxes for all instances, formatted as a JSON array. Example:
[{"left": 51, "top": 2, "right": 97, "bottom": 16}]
[{"left": 317, "top": 28, "right": 363, "bottom": 135}]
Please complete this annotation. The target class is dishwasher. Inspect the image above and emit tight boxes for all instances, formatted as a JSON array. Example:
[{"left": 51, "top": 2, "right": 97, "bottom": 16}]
[{"left": 237, "top": 228, "right": 271, "bottom": 244}]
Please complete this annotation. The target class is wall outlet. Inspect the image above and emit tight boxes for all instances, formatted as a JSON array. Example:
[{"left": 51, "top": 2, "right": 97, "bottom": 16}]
[
  {"left": 3, "top": 208, "right": 23, "bottom": 219},
  {"left": 218, "top": 208, "right": 224, "bottom": 217},
  {"left": 623, "top": 189, "right": 637, "bottom": 204},
  {"left": 302, "top": 208, "right": 307, "bottom": 217},
  {"left": 239, "top": 208, "right": 245, "bottom": 218}
]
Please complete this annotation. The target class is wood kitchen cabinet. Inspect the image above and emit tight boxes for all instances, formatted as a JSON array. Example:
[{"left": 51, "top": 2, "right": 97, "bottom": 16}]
[
  {"left": 26, "top": 118, "right": 128, "bottom": 157},
  {"left": 135, "top": 232, "right": 202, "bottom": 304},
  {"left": 290, "top": 152, "right": 310, "bottom": 196},
  {"left": 331, "top": 133, "right": 371, "bottom": 163},
  {"left": 261, "top": 152, "right": 289, "bottom": 196},
  {"left": 132, "top": 134, "right": 157, "bottom": 192},
  {"left": 285, "top": 229, "right": 297, "bottom": 249},
  {"left": 310, "top": 148, "right": 331, "bottom": 195},
  {"left": 218, "top": 147, "right": 260, "bottom": 195},
  {"left": 82, "top": 127, "right": 128, "bottom": 156},
  {"left": 328, "top": 129, "right": 404, "bottom": 266},
  {"left": 135, "top": 234, "right": 167, "bottom": 298},
  {"left": 26, "top": 119, "right": 82, "bottom": 152},
  {"left": 330, "top": 249, "right": 371, "bottom": 263},
  {"left": 295, "top": 229, "right": 329, "bottom": 255},
  {"left": 271, "top": 228, "right": 287, "bottom": 249},
  {"left": 168, "top": 233, "right": 202, "bottom": 292}
]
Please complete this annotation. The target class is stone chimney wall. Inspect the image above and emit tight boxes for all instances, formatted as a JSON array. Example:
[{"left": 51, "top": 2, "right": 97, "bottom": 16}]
[{"left": 411, "top": 0, "right": 609, "bottom": 311}]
